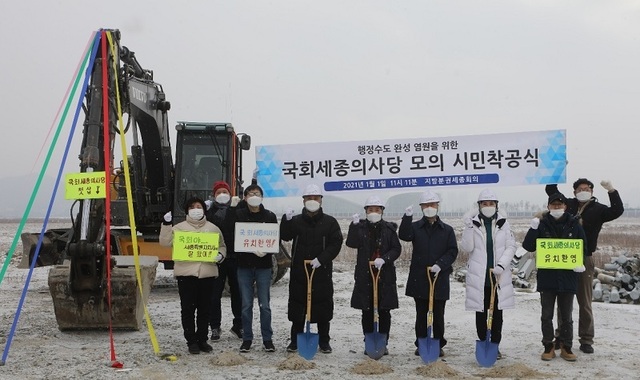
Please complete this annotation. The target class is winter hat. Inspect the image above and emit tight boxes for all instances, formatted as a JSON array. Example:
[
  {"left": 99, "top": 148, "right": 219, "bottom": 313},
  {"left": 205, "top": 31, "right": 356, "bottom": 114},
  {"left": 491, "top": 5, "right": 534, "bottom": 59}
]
[
  {"left": 548, "top": 193, "right": 567, "bottom": 204},
  {"left": 244, "top": 184, "right": 264, "bottom": 197},
  {"left": 213, "top": 180, "right": 231, "bottom": 195}
]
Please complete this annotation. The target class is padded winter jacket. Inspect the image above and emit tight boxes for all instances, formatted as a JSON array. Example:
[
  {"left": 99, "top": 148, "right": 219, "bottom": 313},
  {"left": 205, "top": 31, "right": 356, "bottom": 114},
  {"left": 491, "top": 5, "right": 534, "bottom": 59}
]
[
  {"left": 280, "top": 208, "right": 343, "bottom": 323},
  {"left": 460, "top": 212, "right": 516, "bottom": 312},
  {"left": 159, "top": 215, "right": 226, "bottom": 278},
  {"left": 399, "top": 215, "right": 458, "bottom": 300},
  {"left": 225, "top": 204, "right": 278, "bottom": 269},
  {"left": 346, "top": 219, "right": 401, "bottom": 311},
  {"left": 522, "top": 212, "right": 586, "bottom": 293}
]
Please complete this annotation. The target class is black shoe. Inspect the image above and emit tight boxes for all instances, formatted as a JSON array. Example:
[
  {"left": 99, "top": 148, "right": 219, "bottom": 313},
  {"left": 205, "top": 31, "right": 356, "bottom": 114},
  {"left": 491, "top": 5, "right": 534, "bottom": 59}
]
[
  {"left": 497, "top": 350, "right": 503, "bottom": 360},
  {"left": 286, "top": 342, "right": 297, "bottom": 352},
  {"left": 439, "top": 348, "right": 444, "bottom": 357},
  {"left": 231, "top": 325, "right": 243, "bottom": 339},
  {"left": 188, "top": 342, "right": 200, "bottom": 354},
  {"left": 414, "top": 348, "right": 419, "bottom": 356},
  {"left": 239, "top": 340, "right": 252, "bottom": 352},
  {"left": 579, "top": 344, "right": 594, "bottom": 354},
  {"left": 263, "top": 340, "right": 276, "bottom": 352},
  {"left": 198, "top": 341, "right": 213, "bottom": 353},
  {"left": 210, "top": 328, "right": 221, "bottom": 341},
  {"left": 319, "top": 342, "right": 332, "bottom": 354}
]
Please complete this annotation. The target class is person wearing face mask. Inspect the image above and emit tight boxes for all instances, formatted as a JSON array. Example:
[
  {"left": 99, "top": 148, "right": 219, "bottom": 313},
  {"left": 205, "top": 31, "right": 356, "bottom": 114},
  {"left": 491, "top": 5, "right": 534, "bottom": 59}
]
[
  {"left": 223, "top": 183, "right": 279, "bottom": 353},
  {"left": 399, "top": 190, "right": 459, "bottom": 358},
  {"left": 205, "top": 181, "right": 243, "bottom": 342},
  {"left": 460, "top": 189, "right": 517, "bottom": 360},
  {"left": 345, "top": 196, "right": 401, "bottom": 356},
  {"left": 522, "top": 192, "right": 587, "bottom": 362},
  {"left": 159, "top": 197, "right": 227, "bottom": 355},
  {"left": 280, "top": 183, "right": 344, "bottom": 354},
  {"left": 545, "top": 179, "right": 623, "bottom": 354}
]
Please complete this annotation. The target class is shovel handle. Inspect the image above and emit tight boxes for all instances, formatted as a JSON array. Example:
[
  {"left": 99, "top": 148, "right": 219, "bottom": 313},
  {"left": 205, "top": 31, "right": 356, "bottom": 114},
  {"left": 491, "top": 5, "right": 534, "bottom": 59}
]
[
  {"left": 426, "top": 267, "right": 438, "bottom": 328},
  {"left": 303, "top": 260, "right": 316, "bottom": 322},
  {"left": 487, "top": 268, "right": 497, "bottom": 329},
  {"left": 369, "top": 262, "right": 381, "bottom": 322}
]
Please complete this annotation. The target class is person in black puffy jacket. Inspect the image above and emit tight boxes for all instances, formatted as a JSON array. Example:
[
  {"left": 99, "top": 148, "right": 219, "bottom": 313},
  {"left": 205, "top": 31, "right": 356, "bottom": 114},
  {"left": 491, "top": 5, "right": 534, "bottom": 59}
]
[
  {"left": 523, "top": 192, "right": 587, "bottom": 362},
  {"left": 399, "top": 190, "right": 458, "bottom": 358},
  {"left": 346, "top": 195, "right": 401, "bottom": 356}
]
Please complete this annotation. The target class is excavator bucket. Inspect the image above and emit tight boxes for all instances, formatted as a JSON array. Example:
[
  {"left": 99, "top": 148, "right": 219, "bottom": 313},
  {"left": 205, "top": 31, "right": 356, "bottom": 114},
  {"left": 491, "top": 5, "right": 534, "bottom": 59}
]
[{"left": 48, "top": 256, "right": 157, "bottom": 330}]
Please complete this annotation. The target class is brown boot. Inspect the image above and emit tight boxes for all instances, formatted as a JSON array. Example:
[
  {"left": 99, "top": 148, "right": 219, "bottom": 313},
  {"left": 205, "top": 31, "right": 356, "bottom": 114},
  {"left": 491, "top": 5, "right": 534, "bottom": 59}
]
[
  {"left": 560, "top": 345, "right": 577, "bottom": 361},
  {"left": 541, "top": 343, "right": 556, "bottom": 361}
]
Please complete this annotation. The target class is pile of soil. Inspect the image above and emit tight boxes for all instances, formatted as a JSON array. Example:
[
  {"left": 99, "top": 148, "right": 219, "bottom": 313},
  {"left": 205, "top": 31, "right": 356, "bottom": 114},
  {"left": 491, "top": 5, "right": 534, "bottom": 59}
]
[
  {"left": 481, "top": 363, "right": 551, "bottom": 378},
  {"left": 276, "top": 354, "right": 316, "bottom": 370},
  {"left": 349, "top": 358, "right": 393, "bottom": 375},
  {"left": 415, "top": 361, "right": 460, "bottom": 378},
  {"left": 210, "top": 351, "right": 248, "bottom": 366}
]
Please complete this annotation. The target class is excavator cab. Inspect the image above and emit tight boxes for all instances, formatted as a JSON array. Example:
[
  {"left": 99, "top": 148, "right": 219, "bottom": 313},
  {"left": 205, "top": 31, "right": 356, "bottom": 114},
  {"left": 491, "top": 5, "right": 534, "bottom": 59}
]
[{"left": 172, "top": 122, "right": 249, "bottom": 223}]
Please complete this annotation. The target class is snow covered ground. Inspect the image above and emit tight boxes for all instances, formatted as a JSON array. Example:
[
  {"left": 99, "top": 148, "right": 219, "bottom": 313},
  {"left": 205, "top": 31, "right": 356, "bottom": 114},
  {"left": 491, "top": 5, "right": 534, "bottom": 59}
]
[{"left": 1, "top": 219, "right": 639, "bottom": 379}]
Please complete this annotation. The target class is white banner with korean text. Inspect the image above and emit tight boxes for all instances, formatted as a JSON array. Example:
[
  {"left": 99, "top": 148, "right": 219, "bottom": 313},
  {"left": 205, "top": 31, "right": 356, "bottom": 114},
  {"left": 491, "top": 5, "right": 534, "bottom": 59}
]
[{"left": 255, "top": 130, "right": 566, "bottom": 198}]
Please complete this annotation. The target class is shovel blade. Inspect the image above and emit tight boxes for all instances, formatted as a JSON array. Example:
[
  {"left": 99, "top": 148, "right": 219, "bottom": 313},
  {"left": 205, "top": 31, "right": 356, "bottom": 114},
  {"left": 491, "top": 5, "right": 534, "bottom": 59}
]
[
  {"left": 475, "top": 338, "right": 499, "bottom": 367},
  {"left": 364, "top": 331, "right": 387, "bottom": 360},
  {"left": 418, "top": 337, "right": 440, "bottom": 364},
  {"left": 297, "top": 328, "right": 319, "bottom": 360}
]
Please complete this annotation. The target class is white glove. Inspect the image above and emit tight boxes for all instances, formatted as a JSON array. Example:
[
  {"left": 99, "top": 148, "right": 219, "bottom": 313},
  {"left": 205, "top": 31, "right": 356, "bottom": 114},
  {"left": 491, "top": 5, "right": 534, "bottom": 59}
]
[
  {"left": 352, "top": 213, "right": 360, "bottom": 224},
  {"left": 530, "top": 218, "right": 540, "bottom": 230},
  {"left": 310, "top": 258, "right": 321, "bottom": 269},
  {"left": 163, "top": 211, "right": 172, "bottom": 223},
  {"left": 600, "top": 180, "right": 615, "bottom": 192},
  {"left": 430, "top": 264, "right": 441, "bottom": 274},
  {"left": 573, "top": 265, "right": 586, "bottom": 273},
  {"left": 252, "top": 167, "right": 259, "bottom": 180},
  {"left": 214, "top": 253, "right": 224, "bottom": 263},
  {"left": 285, "top": 208, "right": 295, "bottom": 221},
  {"left": 231, "top": 196, "right": 240, "bottom": 207},
  {"left": 205, "top": 200, "right": 213, "bottom": 210},
  {"left": 373, "top": 258, "right": 385, "bottom": 270},
  {"left": 492, "top": 265, "right": 504, "bottom": 276},
  {"left": 405, "top": 206, "right": 413, "bottom": 217},
  {"left": 254, "top": 250, "right": 267, "bottom": 258}
]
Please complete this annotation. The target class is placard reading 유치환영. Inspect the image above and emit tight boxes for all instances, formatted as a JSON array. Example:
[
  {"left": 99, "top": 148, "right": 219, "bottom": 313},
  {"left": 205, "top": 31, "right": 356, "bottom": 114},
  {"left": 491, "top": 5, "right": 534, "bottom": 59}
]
[{"left": 535, "top": 238, "right": 583, "bottom": 270}]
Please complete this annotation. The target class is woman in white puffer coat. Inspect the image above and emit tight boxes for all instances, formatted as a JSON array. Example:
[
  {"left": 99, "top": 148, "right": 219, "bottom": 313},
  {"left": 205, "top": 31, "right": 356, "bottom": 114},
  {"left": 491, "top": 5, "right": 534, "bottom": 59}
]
[{"left": 460, "top": 189, "right": 516, "bottom": 357}]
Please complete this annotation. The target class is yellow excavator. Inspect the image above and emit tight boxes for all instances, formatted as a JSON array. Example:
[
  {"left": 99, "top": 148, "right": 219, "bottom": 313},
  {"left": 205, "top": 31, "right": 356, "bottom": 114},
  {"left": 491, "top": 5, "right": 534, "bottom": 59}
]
[{"left": 20, "top": 29, "right": 290, "bottom": 330}]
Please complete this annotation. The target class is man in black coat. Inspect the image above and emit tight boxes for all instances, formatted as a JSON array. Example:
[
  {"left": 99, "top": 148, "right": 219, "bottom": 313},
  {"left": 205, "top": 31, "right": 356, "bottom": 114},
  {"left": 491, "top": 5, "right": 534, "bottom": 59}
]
[
  {"left": 523, "top": 192, "right": 587, "bottom": 362},
  {"left": 545, "top": 178, "right": 624, "bottom": 354},
  {"left": 346, "top": 195, "right": 401, "bottom": 356},
  {"left": 280, "top": 184, "right": 343, "bottom": 354},
  {"left": 399, "top": 190, "right": 458, "bottom": 358}
]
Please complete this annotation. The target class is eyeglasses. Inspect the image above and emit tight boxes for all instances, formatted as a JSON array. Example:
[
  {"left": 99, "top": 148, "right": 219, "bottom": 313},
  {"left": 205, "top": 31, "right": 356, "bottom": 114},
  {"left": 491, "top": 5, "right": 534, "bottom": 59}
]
[{"left": 246, "top": 192, "right": 262, "bottom": 197}]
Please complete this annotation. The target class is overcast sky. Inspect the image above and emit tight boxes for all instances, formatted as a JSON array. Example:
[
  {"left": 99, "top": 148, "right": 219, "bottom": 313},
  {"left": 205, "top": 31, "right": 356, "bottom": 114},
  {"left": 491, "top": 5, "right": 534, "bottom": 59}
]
[{"left": 1, "top": 0, "right": 639, "bottom": 212}]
